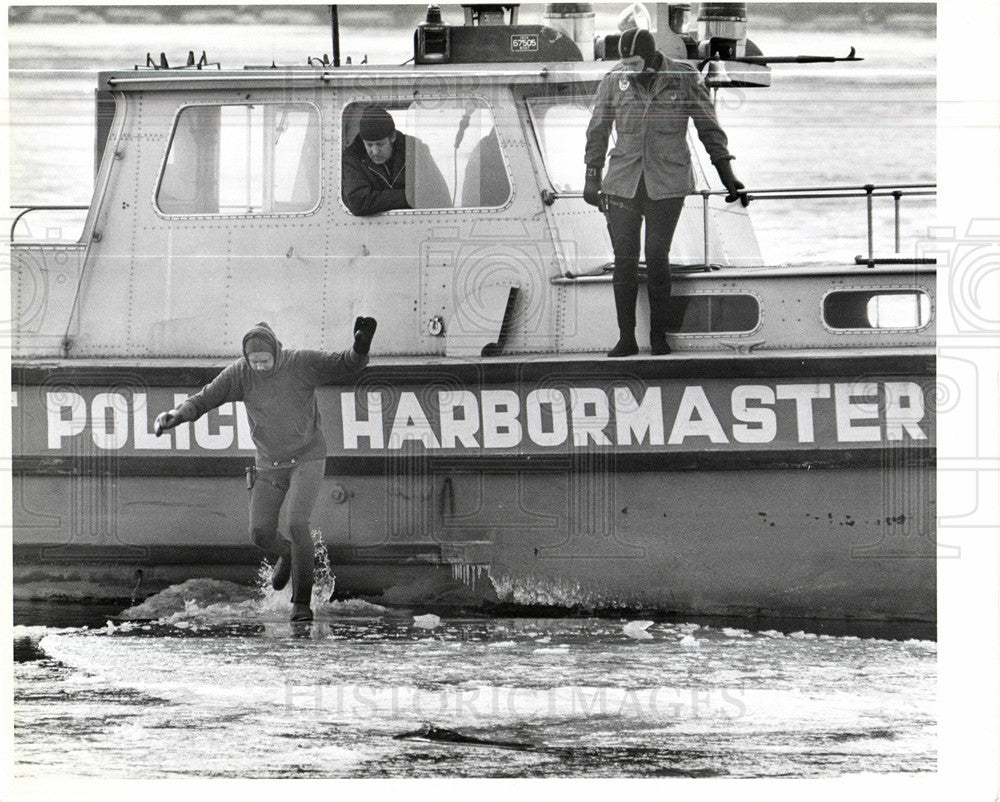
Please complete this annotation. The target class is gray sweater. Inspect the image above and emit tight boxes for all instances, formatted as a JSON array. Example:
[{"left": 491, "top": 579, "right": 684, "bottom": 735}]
[{"left": 183, "top": 323, "right": 368, "bottom": 466}]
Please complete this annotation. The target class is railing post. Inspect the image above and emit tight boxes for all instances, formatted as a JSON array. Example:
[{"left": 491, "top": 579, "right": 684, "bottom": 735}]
[
  {"left": 701, "top": 191, "right": 711, "bottom": 266},
  {"left": 892, "top": 190, "right": 902, "bottom": 253},
  {"left": 864, "top": 183, "right": 874, "bottom": 263}
]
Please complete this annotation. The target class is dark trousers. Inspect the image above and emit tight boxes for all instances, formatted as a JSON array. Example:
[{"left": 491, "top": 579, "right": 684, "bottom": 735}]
[
  {"left": 604, "top": 177, "right": 686, "bottom": 335},
  {"left": 249, "top": 458, "right": 325, "bottom": 605}
]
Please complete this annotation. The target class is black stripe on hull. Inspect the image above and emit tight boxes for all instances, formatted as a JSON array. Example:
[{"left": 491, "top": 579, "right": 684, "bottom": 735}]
[{"left": 13, "top": 447, "right": 936, "bottom": 477}]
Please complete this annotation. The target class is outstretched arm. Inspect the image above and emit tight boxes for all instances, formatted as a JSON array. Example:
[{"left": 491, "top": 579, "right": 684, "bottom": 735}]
[
  {"left": 154, "top": 365, "right": 241, "bottom": 436},
  {"left": 154, "top": 401, "right": 198, "bottom": 436}
]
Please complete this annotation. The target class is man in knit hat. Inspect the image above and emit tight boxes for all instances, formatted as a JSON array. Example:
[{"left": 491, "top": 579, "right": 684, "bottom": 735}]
[
  {"left": 341, "top": 104, "right": 450, "bottom": 215},
  {"left": 584, "top": 27, "right": 750, "bottom": 358},
  {"left": 153, "top": 317, "right": 378, "bottom": 622}
]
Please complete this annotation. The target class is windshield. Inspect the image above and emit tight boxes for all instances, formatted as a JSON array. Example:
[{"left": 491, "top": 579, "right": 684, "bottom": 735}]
[{"left": 526, "top": 97, "right": 605, "bottom": 193}]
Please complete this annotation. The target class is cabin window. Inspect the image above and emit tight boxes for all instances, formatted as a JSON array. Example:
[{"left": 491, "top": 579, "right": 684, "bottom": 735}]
[
  {"left": 157, "top": 103, "right": 321, "bottom": 215},
  {"left": 341, "top": 99, "right": 510, "bottom": 214},
  {"left": 662, "top": 293, "right": 760, "bottom": 334},
  {"left": 823, "top": 289, "right": 931, "bottom": 330},
  {"left": 526, "top": 97, "right": 594, "bottom": 193}
]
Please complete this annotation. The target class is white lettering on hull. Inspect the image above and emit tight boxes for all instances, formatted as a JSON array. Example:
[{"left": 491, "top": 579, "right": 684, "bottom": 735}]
[{"left": 39, "top": 381, "right": 930, "bottom": 453}]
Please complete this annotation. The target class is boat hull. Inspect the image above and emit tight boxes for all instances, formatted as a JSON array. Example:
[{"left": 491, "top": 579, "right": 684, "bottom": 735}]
[{"left": 11, "top": 353, "right": 936, "bottom": 621}]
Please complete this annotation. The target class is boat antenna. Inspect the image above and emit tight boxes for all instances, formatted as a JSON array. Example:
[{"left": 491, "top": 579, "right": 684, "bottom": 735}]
[{"left": 330, "top": 5, "right": 341, "bottom": 67}]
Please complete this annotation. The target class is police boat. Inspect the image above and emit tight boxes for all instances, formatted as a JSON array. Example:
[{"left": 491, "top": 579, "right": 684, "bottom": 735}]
[{"left": 9, "top": 3, "right": 936, "bottom": 624}]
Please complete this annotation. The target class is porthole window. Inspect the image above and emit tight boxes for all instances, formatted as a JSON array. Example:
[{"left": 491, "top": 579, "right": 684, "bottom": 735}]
[
  {"left": 663, "top": 294, "right": 760, "bottom": 334},
  {"left": 824, "top": 290, "right": 931, "bottom": 330}
]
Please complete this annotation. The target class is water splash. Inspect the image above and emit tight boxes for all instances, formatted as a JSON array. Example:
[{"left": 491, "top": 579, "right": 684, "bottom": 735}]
[
  {"left": 121, "top": 578, "right": 259, "bottom": 620},
  {"left": 311, "top": 529, "right": 336, "bottom": 607},
  {"left": 118, "top": 531, "right": 384, "bottom": 623},
  {"left": 487, "top": 570, "right": 629, "bottom": 609},
  {"left": 257, "top": 528, "right": 335, "bottom": 613}
]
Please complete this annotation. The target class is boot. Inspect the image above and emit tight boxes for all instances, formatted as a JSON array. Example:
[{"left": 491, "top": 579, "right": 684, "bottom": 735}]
[
  {"left": 649, "top": 330, "right": 671, "bottom": 356},
  {"left": 608, "top": 280, "right": 639, "bottom": 358},
  {"left": 270, "top": 536, "right": 293, "bottom": 590},
  {"left": 608, "top": 334, "right": 639, "bottom": 358},
  {"left": 271, "top": 555, "right": 291, "bottom": 590},
  {"left": 288, "top": 524, "right": 314, "bottom": 611},
  {"left": 290, "top": 603, "right": 314, "bottom": 622},
  {"left": 647, "top": 279, "right": 672, "bottom": 356}
]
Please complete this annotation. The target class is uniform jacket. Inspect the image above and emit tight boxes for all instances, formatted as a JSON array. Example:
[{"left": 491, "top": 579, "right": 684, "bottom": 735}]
[
  {"left": 342, "top": 132, "right": 450, "bottom": 215},
  {"left": 184, "top": 322, "right": 368, "bottom": 467},
  {"left": 584, "top": 55, "right": 732, "bottom": 200}
]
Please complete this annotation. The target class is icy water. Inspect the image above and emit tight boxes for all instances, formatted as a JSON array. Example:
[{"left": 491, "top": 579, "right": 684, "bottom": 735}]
[{"left": 13, "top": 579, "right": 936, "bottom": 779}]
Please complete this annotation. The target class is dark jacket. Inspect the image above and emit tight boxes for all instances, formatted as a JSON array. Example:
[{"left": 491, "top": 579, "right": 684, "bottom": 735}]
[
  {"left": 585, "top": 54, "right": 733, "bottom": 200},
  {"left": 183, "top": 322, "right": 368, "bottom": 466},
  {"left": 341, "top": 132, "right": 451, "bottom": 215}
]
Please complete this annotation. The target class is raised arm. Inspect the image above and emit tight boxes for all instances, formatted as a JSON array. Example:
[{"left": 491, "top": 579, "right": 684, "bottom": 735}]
[{"left": 304, "top": 316, "right": 376, "bottom": 384}]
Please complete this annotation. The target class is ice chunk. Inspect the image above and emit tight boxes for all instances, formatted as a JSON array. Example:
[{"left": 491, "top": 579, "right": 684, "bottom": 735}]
[{"left": 623, "top": 620, "right": 655, "bottom": 640}]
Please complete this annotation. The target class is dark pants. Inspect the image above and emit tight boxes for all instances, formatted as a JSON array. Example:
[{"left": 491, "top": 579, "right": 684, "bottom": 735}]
[
  {"left": 604, "top": 177, "right": 686, "bottom": 336},
  {"left": 249, "top": 458, "right": 325, "bottom": 605}
]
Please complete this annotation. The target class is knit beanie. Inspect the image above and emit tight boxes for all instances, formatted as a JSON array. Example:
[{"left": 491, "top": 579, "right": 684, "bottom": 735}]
[
  {"left": 619, "top": 27, "right": 656, "bottom": 65},
  {"left": 358, "top": 106, "right": 396, "bottom": 141}
]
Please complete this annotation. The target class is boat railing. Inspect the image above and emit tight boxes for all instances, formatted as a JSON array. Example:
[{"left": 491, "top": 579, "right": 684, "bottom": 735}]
[
  {"left": 546, "top": 181, "right": 936, "bottom": 270},
  {"left": 10, "top": 205, "right": 89, "bottom": 242},
  {"left": 739, "top": 183, "right": 937, "bottom": 268}
]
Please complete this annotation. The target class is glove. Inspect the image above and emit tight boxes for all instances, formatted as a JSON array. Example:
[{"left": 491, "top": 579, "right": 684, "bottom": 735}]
[
  {"left": 154, "top": 409, "right": 183, "bottom": 437},
  {"left": 583, "top": 165, "right": 602, "bottom": 208},
  {"left": 154, "top": 401, "right": 196, "bottom": 436},
  {"left": 714, "top": 158, "right": 749, "bottom": 207},
  {"left": 353, "top": 316, "right": 378, "bottom": 355}
]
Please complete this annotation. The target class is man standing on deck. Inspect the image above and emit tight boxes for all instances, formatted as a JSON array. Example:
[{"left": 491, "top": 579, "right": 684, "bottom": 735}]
[
  {"left": 584, "top": 27, "right": 750, "bottom": 357},
  {"left": 153, "top": 318, "right": 377, "bottom": 622}
]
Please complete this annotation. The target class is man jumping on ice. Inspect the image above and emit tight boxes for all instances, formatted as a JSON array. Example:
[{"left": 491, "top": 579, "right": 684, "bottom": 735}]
[{"left": 154, "top": 317, "right": 377, "bottom": 622}]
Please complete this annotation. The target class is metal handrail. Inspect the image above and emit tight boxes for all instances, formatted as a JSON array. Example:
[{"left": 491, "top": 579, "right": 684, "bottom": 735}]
[
  {"left": 10, "top": 205, "right": 89, "bottom": 241},
  {"left": 737, "top": 183, "right": 937, "bottom": 263},
  {"left": 744, "top": 182, "right": 935, "bottom": 194},
  {"left": 546, "top": 182, "right": 936, "bottom": 267}
]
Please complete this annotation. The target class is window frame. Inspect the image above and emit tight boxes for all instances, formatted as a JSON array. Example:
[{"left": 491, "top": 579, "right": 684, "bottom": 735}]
[
  {"left": 524, "top": 93, "right": 596, "bottom": 195},
  {"left": 338, "top": 95, "right": 514, "bottom": 215},
  {"left": 662, "top": 290, "right": 763, "bottom": 338},
  {"left": 154, "top": 100, "right": 324, "bottom": 219},
  {"left": 821, "top": 287, "right": 933, "bottom": 333}
]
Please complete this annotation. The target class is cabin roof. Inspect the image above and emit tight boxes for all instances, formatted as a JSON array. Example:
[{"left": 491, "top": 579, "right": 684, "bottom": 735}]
[{"left": 101, "top": 60, "right": 614, "bottom": 92}]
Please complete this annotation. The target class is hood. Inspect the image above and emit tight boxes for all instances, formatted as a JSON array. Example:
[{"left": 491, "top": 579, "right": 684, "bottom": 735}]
[{"left": 241, "top": 321, "right": 282, "bottom": 362}]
